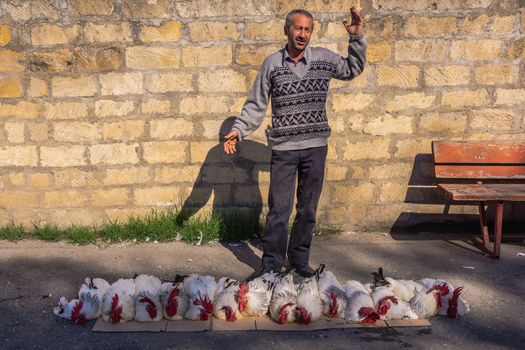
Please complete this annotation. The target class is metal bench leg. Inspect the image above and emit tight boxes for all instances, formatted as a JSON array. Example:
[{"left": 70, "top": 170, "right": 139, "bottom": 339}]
[
  {"left": 493, "top": 201, "right": 504, "bottom": 259},
  {"left": 478, "top": 201, "right": 490, "bottom": 248}
]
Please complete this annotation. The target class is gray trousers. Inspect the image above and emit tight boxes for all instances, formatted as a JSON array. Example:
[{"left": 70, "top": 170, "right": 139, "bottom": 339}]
[{"left": 261, "top": 146, "right": 327, "bottom": 271}]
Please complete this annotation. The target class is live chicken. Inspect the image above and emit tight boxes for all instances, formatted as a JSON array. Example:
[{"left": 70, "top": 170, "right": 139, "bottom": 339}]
[
  {"left": 101, "top": 278, "right": 136, "bottom": 323},
  {"left": 270, "top": 271, "right": 297, "bottom": 324}
]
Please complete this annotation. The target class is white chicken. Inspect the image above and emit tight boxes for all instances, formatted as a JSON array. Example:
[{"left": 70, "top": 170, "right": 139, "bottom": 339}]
[
  {"left": 372, "top": 267, "right": 425, "bottom": 302},
  {"left": 343, "top": 280, "right": 380, "bottom": 324},
  {"left": 238, "top": 271, "right": 277, "bottom": 317},
  {"left": 101, "top": 278, "right": 136, "bottom": 323},
  {"left": 53, "top": 297, "right": 82, "bottom": 322},
  {"left": 418, "top": 278, "right": 469, "bottom": 318},
  {"left": 371, "top": 285, "right": 418, "bottom": 320},
  {"left": 213, "top": 277, "right": 243, "bottom": 322},
  {"left": 183, "top": 274, "right": 217, "bottom": 320},
  {"left": 410, "top": 283, "right": 450, "bottom": 319},
  {"left": 296, "top": 275, "right": 323, "bottom": 324},
  {"left": 269, "top": 271, "right": 297, "bottom": 324},
  {"left": 160, "top": 278, "right": 189, "bottom": 320},
  {"left": 316, "top": 265, "right": 347, "bottom": 318},
  {"left": 134, "top": 274, "right": 163, "bottom": 322}
]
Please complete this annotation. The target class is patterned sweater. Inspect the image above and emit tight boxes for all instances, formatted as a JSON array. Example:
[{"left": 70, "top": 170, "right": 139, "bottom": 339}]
[{"left": 232, "top": 34, "right": 367, "bottom": 151}]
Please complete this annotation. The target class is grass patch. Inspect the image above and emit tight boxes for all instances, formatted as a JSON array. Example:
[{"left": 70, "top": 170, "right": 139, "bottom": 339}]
[
  {"left": 0, "top": 224, "right": 26, "bottom": 241},
  {"left": 33, "top": 224, "right": 62, "bottom": 241},
  {"left": 65, "top": 225, "right": 96, "bottom": 244}
]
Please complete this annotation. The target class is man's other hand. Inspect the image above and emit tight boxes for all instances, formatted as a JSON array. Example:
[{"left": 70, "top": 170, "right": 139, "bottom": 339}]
[
  {"left": 224, "top": 130, "right": 238, "bottom": 154},
  {"left": 342, "top": 6, "right": 363, "bottom": 36}
]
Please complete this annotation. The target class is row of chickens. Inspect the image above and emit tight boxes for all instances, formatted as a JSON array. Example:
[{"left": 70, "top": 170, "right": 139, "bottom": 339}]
[{"left": 54, "top": 265, "right": 469, "bottom": 325}]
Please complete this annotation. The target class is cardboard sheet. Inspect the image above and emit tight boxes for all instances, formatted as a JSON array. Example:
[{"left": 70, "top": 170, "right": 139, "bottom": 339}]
[
  {"left": 92, "top": 319, "right": 167, "bottom": 332},
  {"left": 212, "top": 317, "right": 257, "bottom": 331},
  {"left": 385, "top": 319, "right": 431, "bottom": 327},
  {"left": 165, "top": 319, "right": 211, "bottom": 332}
]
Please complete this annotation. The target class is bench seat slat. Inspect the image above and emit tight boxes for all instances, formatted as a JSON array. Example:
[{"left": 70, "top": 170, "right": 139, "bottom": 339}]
[
  {"left": 433, "top": 142, "right": 525, "bottom": 164},
  {"left": 438, "top": 184, "right": 525, "bottom": 201},
  {"left": 434, "top": 165, "right": 525, "bottom": 179}
]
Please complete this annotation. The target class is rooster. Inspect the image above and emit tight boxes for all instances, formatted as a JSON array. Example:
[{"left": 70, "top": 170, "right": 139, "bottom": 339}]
[
  {"left": 134, "top": 274, "right": 163, "bottom": 322},
  {"left": 372, "top": 267, "right": 425, "bottom": 302},
  {"left": 269, "top": 270, "right": 297, "bottom": 324},
  {"left": 238, "top": 271, "right": 277, "bottom": 317},
  {"left": 296, "top": 275, "right": 323, "bottom": 325},
  {"left": 410, "top": 283, "right": 450, "bottom": 319},
  {"left": 418, "top": 278, "right": 469, "bottom": 318},
  {"left": 343, "top": 280, "right": 380, "bottom": 324},
  {"left": 53, "top": 297, "right": 83, "bottom": 322},
  {"left": 371, "top": 285, "right": 418, "bottom": 320},
  {"left": 183, "top": 274, "right": 216, "bottom": 320},
  {"left": 316, "top": 264, "right": 347, "bottom": 318},
  {"left": 213, "top": 277, "right": 243, "bottom": 322},
  {"left": 101, "top": 278, "right": 136, "bottom": 323},
  {"left": 160, "top": 276, "right": 189, "bottom": 321}
]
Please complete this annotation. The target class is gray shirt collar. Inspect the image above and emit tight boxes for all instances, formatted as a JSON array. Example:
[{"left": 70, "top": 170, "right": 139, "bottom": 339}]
[{"left": 283, "top": 45, "right": 311, "bottom": 65}]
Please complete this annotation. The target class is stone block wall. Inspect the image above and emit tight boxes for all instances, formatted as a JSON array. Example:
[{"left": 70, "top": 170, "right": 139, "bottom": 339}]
[{"left": 0, "top": 0, "right": 523, "bottom": 230}]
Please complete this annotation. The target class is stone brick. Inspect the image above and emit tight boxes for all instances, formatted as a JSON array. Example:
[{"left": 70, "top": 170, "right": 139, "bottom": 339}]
[
  {"left": 104, "top": 167, "right": 151, "bottom": 186},
  {"left": 133, "top": 186, "right": 187, "bottom": 206},
  {"left": 31, "top": 24, "right": 79, "bottom": 46},
  {"left": 442, "top": 89, "right": 489, "bottom": 108},
  {"left": 53, "top": 122, "right": 100, "bottom": 142},
  {"left": 8, "top": 172, "right": 25, "bottom": 186},
  {"left": 29, "top": 173, "right": 49, "bottom": 188},
  {"left": 334, "top": 183, "right": 375, "bottom": 203},
  {"left": 343, "top": 138, "right": 391, "bottom": 160},
  {"left": 126, "top": 47, "right": 179, "bottom": 69},
  {"left": 84, "top": 23, "right": 132, "bottom": 43},
  {"left": 140, "top": 21, "right": 183, "bottom": 43},
  {"left": 182, "top": 45, "right": 233, "bottom": 67},
  {"left": 40, "top": 146, "right": 87, "bottom": 167},
  {"left": 154, "top": 166, "right": 201, "bottom": 183},
  {"left": 46, "top": 209, "right": 106, "bottom": 228},
  {"left": 144, "top": 72, "right": 193, "bottom": 93},
  {"left": 179, "top": 96, "right": 232, "bottom": 116},
  {"left": 506, "top": 38, "right": 525, "bottom": 59},
  {"left": 395, "top": 40, "right": 448, "bottom": 62},
  {"left": 0, "top": 25, "right": 12, "bottom": 47},
  {"left": 99, "top": 72, "right": 143, "bottom": 96},
  {"left": 369, "top": 163, "right": 413, "bottom": 180},
  {"left": 425, "top": 65, "right": 470, "bottom": 87},
  {"left": 0, "top": 146, "right": 37, "bottom": 166},
  {"left": 273, "top": 0, "right": 358, "bottom": 13},
  {"left": 366, "top": 42, "right": 391, "bottom": 63},
  {"left": 474, "top": 64, "right": 519, "bottom": 85},
  {"left": 150, "top": 119, "right": 193, "bottom": 139},
  {"left": 364, "top": 115, "right": 414, "bottom": 135},
  {"left": 404, "top": 16, "right": 457, "bottom": 36},
  {"left": 44, "top": 190, "right": 87, "bottom": 208},
  {"left": 175, "top": 0, "right": 271, "bottom": 17},
  {"left": 386, "top": 92, "right": 436, "bottom": 112},
  {"left": 54, "top": 169, "right": 99, "bottom": 187},
  {"left": 74, "top": 46, "right": 123, "bottom": 72},
  {"left": 69, "top": 0, "right": 114, "bottom": 16},
  {"left": 6, "top": 0, "right": 61, "bottom": 21},
  {"left": 0, "top": 76, "right": 22, "bottom": 98},
  {"left": 0, "top": 49, "right": 25, "bottom": 72},
  {"left": 94, "top": 100, "right": 135, "bottom": 118},
  {"left": 379, "top": 183, "right": 408, "bottom": 202},
  {"left": 377, "top": 65, "right": 420, "bottom": 88},
  {"left": 450, "top": 40, "right": 502, "bottom": 61},
  {"left": 121, "top": 0, "right": 170, "bottom": 18},
  {"left": 141, "top": 98, "right": 171, "bottom": 114},
  {"left": 104, "top": 208, "right": 155, "bottom": 222},
  {"left": 419, "top": 112, "right": 467, "bottom": 132},
  {"left": 470, "top": 109, "right": 516, "bottom": 130},
  {"left": 325, "top": 164, "right": 348, "bottom": 181},
  {"left": 201, "top": 165, "right": 248, "bottom": 184},
  {"left": 90, "top": 188, "right": 129, "bottom": 207},
  {"left": 190, "top": 141, "right": 229, "bottom": 163},
  {"left": 44, "top": 102, "right": 88, "bottom": 120},
  {"left": 372, "top": 0, "right": 493, "bottom": 11},
  {"left": 200, "top": 119, "right": 224, "bottom": 140},
  {"left": 233, "top": 185, "right": 265, "bottom": 206},
  {"left": 331, "top": 93, "right": 375, "bottom": 112},
  {"left": 458, "top": 15, "right": 516, "bottom": 36},
  {"left": 28, "top": 123, "right": 48, "bottom": 142},
  {"left": 0, "top": 101, "right": 37, "bottom": 119},
  {"left": 29, "top": 49, "right": 74, "bottom": 73},
  {"left": 236, "top": 44, "right": 281, "bottom": 66},
  {"left": 495, "top": 89, "right": 525, "bottom": 106},
  {"left": 188, "top": 22, "right": 240, "bottom": 42},
  {"left": 4, "top": 122, "right": 25, "bottom": 143},
  {"left": 143, "top": 141, "right": 188, "bottom": 164},
  {"left": 197, "top": 70, "right": 247, "bottom": 93},
  {"left": 0, "top": 192, "right": 39, "bottom": 209},
  {"left": 90, "top": 143, "right": 139, "bottom": 165},
  {"left": 322, "top": 22, "right": 351, "bottom": 40},
  {"left": 27, "top": 77, "right": 48, "bottom": 97},
  {"left": 103, "top": 120, "right": 144, "bottom": 141},
  {"left": 244, "top": 20, "right": 283, "bottom": 41},
  {"left": 51, "top": 76, "right": 96, "bottom": 97},
  {"left": 395, "top": 139, "right": 433, "bottom": 158}
]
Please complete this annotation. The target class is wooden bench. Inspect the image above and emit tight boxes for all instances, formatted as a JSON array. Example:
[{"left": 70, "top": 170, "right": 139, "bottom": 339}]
[{"left": 432, "top": 141, "right": 525, "bottom": 258}]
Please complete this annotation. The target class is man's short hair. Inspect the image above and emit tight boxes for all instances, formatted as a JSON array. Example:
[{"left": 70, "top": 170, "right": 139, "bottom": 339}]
[{"left": 285, "top": 9, "right": 314, "bottom": 29}]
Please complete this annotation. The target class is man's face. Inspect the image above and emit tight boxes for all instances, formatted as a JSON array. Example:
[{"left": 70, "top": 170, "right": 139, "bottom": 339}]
[{"left": 285, "top": 14, "right": 313, "bottom": 52}]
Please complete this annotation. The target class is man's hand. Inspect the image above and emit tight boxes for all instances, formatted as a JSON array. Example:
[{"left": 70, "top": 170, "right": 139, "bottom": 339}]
[
  {"left": 223, "top": 130, "right": 238, "bottom": 154},
  {"left": 342, "top": 7, "right": 363, "bottom": 36}
]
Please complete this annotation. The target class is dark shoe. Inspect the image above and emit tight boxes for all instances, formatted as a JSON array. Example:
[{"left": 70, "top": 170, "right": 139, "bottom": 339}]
[
  {"left": 292, "top": 264, "right": 315, "bottom": 278},
  {"left": 246, "top": 266, "right": 271, "bottom": 281}
]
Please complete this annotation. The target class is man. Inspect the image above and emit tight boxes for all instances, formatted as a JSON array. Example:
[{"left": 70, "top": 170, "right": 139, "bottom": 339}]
[{"left": 224, "top": 8, "right": 367, "bottom": 279}]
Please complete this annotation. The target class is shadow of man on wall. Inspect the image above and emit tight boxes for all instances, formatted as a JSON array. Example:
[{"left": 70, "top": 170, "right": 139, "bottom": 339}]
[{"left": 176, "top": 117, "right": 271, "bottom": 270}]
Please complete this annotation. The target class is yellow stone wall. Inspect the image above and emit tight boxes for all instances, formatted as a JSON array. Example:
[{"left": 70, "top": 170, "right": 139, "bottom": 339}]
[{"left": 0, "top": 0, "right": 524, "bottom": 230}]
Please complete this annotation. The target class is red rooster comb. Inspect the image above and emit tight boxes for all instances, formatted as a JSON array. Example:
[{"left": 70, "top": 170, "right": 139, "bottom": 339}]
[
  {"left": 222, "top": 306, "right": 237, "bottom": 322},
  {"left": 358, "top": 307, "right": 380, "bottom": 324},
  {"left": 296, "top": 307, "right": 312, "bottom": 325},
  {"left": 165, "top": 288, "right": 180, "bottom": 317},
  {"left": 110, "top": 294, "right": 123, "bottom": 323},
  {"left": 71, "top": 300, "right": 87, "bottom": 325},
  {"left": 139, "top": 295, "right": 158, "bottom": 319},
  {"left": 328, "top": 292, "right": 339, "bottom": 318},
  {"left": 278, "top": 302, "right": 294, "bottom": 324},
  {"left": 435, "top": 283, "right": 450, "bottom": 296}
]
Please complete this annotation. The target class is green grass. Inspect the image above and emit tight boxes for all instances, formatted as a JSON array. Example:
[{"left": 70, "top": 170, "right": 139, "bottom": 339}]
[
  {"left": 33, "top": 224, "right": 62, "bottom": 241},
  {"left": 0, "top": 224, "right": 25, "bottom": 241},
  {"left": 65, "top": 225, "right": 96, "bottom": 244}
]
